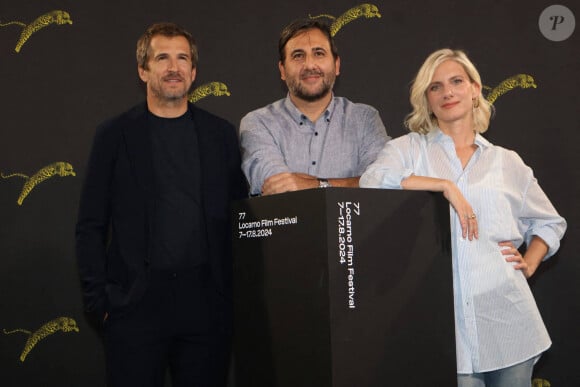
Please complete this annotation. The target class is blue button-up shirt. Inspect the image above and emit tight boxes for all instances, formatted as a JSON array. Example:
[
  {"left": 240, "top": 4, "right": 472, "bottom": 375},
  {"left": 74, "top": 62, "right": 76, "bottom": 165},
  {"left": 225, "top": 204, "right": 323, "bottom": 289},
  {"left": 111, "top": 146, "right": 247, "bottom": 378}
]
[
  {"left": 240, "top": 95, "right": 389, "bottom": 195},
  {"left": 360, "top": 128, "right": 566, "bottom": 373}
]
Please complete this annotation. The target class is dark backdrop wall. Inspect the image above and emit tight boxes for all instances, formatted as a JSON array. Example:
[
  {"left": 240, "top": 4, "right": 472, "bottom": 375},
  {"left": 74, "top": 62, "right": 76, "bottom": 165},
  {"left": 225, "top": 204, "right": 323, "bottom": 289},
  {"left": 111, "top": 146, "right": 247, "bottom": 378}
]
[{"left": 1, "top": 1, "right": 578, "bottom": 386}]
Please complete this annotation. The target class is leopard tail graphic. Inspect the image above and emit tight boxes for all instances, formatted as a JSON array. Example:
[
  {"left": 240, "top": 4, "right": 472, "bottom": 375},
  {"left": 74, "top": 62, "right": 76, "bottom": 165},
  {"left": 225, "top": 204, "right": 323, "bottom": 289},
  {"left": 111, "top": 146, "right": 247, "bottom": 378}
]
[
  {"left": 0, "top": 21, "right": 26, "bottom": 27},
  {"left": 1, "top": 172, "right": 29, "bottom": 179},
  {"left": 308, "top": 14, "right": 337, "bottom": 21}
]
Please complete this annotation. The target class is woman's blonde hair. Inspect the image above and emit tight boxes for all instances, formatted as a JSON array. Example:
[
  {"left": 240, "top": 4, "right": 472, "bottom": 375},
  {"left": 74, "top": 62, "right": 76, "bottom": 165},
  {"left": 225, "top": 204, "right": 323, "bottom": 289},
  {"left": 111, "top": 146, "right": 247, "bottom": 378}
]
[{"left": 404, "top": 48, "right": 493, "bottom": 134}]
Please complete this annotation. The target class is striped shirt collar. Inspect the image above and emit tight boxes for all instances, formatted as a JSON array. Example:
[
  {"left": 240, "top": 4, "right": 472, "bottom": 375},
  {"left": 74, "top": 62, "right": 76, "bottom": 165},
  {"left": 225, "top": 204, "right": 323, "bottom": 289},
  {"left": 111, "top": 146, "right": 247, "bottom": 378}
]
[{"left": 426, "top": 127, "right": 492, "bottom": 149}]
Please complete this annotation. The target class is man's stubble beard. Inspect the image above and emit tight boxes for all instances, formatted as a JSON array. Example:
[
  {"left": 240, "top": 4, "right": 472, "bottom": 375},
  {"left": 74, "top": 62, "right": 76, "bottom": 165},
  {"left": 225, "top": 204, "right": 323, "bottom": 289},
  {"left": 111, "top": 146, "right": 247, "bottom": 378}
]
[{"left": 287, "top": 73, "right": 335, "bottom": 102}]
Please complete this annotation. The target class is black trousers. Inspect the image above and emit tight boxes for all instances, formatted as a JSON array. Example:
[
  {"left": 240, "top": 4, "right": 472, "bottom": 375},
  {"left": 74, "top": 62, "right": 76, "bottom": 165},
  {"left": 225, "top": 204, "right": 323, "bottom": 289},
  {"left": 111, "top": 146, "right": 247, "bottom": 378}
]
[{"left": 103, "top": 266, "right": 231, "bottom": 387}]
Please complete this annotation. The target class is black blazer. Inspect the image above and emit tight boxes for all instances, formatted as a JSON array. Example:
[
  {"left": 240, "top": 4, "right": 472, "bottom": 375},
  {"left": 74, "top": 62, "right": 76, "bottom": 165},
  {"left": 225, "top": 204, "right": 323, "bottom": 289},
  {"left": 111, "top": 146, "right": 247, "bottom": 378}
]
[{"left": 75, "top": 102, "right": 247, "bottom": 323}]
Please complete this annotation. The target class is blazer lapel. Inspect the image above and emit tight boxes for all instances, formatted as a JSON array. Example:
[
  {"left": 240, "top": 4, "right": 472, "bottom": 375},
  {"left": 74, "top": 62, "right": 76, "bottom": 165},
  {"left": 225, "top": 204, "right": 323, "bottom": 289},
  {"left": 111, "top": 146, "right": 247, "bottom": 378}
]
[{"left": 122, "top": 103, "right": 155, "bottom": 195}]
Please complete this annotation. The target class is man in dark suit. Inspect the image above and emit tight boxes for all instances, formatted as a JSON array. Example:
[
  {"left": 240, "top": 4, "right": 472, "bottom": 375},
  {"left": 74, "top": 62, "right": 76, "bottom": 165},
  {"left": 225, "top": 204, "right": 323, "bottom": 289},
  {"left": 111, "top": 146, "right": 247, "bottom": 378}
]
[{"left": 75, "top": 22, "right": 247, "bottom": 387}]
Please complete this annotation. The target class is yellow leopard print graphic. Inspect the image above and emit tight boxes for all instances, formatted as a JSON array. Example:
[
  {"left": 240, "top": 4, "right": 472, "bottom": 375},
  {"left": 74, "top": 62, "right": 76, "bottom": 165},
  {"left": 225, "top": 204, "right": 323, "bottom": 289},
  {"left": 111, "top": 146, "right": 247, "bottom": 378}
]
[
  {"left": 3, "top": 317, "right": 79, "bottom": 361},
  {"left": 0, "top": 10, "right": 72, "bottom": 53},
  {"left": 188, "top": 82, "right": 231, "bottom": 103},
  {"left": 1, "top": 161, "right": 76, "bottom": 205},
  {"left": 310, "top": 3, "right": 381, "bottom": 36},
  {"left": 483, "top": 74, "right": 537, "bottom": 105},
  {"left": 532, "top": 378, "right": 551, "bottom": 387}
]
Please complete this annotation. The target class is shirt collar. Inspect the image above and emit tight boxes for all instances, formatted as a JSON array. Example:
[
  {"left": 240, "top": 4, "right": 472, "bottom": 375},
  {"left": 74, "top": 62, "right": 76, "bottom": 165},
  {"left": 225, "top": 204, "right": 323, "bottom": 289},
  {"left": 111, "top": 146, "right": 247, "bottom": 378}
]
[
  {"left": 426, "top": 128, "right": 446, "bottom": 143},
  {"left": 426, "top": 127, "right": 492, "bottom": 149},
  {"left": 283, "top": 93, "right": 335, "bottom": 124},
  {"left": 474, "top": 132, "right": 491, "bottom": 148}
]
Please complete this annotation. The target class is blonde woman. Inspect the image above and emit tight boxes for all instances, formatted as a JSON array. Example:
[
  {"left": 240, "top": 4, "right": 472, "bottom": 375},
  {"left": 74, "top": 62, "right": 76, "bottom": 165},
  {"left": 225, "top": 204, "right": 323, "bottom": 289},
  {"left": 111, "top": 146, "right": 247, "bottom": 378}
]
[{"left": 360, "top": 49, "right": 566, "bottom": 386}]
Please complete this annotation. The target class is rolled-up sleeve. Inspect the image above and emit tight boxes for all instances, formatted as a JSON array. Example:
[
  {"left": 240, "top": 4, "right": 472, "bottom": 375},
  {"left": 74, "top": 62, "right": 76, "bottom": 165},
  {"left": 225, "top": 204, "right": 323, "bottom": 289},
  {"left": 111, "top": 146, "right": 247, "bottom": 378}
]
[
  {"left": 360, "top": 135, "right": 416, "bottom": 189},
  {"left": 519, "top": 172, "right": 567, "bottom": 259}
]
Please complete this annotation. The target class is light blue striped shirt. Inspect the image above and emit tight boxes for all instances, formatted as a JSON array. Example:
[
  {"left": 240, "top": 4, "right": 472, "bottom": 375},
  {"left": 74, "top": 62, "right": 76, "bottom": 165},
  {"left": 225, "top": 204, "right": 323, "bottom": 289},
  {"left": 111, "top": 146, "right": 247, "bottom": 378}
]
[
  {"left": 360, "top": 128, "right": 566, "bottom": 373},
  {"left": 240, "top": 95, "right": 389, "bottom": 195}
]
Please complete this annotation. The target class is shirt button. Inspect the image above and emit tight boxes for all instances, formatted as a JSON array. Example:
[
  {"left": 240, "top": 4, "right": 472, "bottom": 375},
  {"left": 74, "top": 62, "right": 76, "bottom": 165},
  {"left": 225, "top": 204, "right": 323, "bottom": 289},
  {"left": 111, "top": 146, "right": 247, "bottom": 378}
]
[
  {"left": 312, "top": 161, "right": 316, "bottom": 165},
  {"left": 314, "top": 132, "right": 318, "bottom": 136}
]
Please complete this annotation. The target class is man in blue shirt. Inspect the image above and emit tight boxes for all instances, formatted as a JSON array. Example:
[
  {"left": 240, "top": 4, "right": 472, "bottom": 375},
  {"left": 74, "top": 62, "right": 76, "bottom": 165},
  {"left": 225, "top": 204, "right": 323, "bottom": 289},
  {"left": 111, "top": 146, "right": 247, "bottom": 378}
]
[{"left": 240, "top": 19, "right": 390, "bottom": 196}]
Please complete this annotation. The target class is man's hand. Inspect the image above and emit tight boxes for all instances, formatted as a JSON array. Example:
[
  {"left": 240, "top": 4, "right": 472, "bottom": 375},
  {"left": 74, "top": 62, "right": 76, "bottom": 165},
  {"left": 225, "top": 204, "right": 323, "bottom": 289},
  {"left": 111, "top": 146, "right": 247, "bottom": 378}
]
[{"left": 261, "top": 172, "right": 318, "bottom": 195}]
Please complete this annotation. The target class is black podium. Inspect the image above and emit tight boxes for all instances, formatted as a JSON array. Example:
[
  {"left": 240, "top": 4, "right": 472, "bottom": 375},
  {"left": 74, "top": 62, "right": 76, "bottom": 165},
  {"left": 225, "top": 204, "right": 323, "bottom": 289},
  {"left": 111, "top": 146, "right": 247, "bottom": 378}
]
[{"left": 232, "top": 188, "right": 456, "bottom": 386}]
